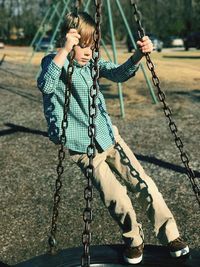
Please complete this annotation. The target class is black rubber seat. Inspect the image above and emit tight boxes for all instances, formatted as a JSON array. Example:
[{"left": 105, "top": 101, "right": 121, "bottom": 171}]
[{"left": 10, "top": 244, "right": 199, "bottom": 267}]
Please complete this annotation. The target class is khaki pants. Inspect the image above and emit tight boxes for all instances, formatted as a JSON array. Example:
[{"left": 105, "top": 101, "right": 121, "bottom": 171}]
[{"left": 69, "top": 125, "right": 180, "bottom": 247}]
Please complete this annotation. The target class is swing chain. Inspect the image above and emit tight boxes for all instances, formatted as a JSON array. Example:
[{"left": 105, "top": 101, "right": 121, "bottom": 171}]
[
  {"left": 48, "top": 2, "right": 80, "bottom": 255},
  {"left": 81, "top": 1, "right": 102, "bottom": 266},
  {"left": 130, "top": 0, "right": 200, "bottom": 207},
  {"left": 71, "top": 0, "right": 82, "bottom": 17}
]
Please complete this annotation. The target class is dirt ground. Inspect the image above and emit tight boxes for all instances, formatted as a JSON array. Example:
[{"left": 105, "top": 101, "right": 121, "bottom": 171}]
[{"left": 0, "top": 46, "right": 200, "bottom": 266}]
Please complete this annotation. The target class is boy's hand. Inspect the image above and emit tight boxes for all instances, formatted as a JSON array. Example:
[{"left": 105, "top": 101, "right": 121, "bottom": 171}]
[
  {"left": 64, "top": 28, "right": 81, "bottom": 53},
  {"left": 137, "top": 36, "right": 153, "bottom": 54}
]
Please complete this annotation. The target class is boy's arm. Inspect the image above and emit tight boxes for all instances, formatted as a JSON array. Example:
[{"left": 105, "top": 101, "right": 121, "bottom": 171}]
[
  {"left": 98, "top": 52, "right": 141, "bottom": 83},
  {"left": 53, "top": 28, "right": 80, "bottom": 67},
  {"left": 37, "top": 29, "right": 80, "bottom": 94},
  {"left": 37, "top": 54, "right": 63, "bottom": 94},
  {"left": 99, "top": 36, "right": 153, "bottom": 82}
]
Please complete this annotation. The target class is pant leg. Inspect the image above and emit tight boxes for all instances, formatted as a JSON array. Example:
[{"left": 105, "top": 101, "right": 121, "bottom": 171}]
[
  {"left": 105, "top": 126, "right": 180, "bottom": 245},
  {"left": 70, "top": 148, "right": 144, "bottom": 247}
]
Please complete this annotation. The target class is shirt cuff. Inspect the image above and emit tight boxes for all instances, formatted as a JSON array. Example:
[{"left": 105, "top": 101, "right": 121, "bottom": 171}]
[
  {"left": 49, "top": 60, "right": 62, "bottom": 79},
  {"left": 130, "top": 49, "right": 144, "bottom": 65}
]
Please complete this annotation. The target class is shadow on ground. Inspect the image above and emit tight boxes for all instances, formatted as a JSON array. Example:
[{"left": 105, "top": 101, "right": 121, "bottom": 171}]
[
  {"left": 170, "top": 90, "right": 200, "bottom": 102},
  {"left": 163, "top": 55, "right": 200, "bottom": 59},
  {"left": 1, "top": 122, "right": 199, "bottom": 178}
]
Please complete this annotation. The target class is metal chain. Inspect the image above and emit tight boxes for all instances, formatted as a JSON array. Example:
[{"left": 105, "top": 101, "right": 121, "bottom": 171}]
[
  {"left": 130, "top": 0, "right": 200, "bottom": 207},
  {"left": 81, "top": 1, "right": 102, "bottom": 266},
  {"left": 71, "top": 0, "right": 82, "bottom": 17},
  {"left": 48, "top": 1, "right": 80, "bottom": 255}
]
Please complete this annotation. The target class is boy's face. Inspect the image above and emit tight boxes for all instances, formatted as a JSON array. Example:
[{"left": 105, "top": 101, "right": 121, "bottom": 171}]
[{"left": 74, "top": 45, "right": 93, "bottom": 66}]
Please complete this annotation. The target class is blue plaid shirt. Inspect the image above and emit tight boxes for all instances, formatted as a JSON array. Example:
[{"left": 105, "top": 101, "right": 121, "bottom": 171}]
[{"left": 37, "top": 53, "right": 139, "bottom": 153}]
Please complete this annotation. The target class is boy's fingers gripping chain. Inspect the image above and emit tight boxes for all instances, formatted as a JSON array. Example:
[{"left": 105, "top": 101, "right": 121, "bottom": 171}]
[
  {"left": 141, "top": 36, "right": 149, "bottom": 41},
  {"left": 65, "top": 30, "right": 81, "bottom": 50},
  {"left": 136, "top": 36, "right": 153, "bottom": 53},
  {"left": 68, "top": 28, "right": 78, "bottom": 34},
  {"left": 66, "top": 29, "right": 81, "bottom": 39}
]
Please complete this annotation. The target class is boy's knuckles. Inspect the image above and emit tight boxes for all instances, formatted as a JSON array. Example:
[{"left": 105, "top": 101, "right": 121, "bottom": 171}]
[
  {"left": 69, "top": 28, "right": 77, "bottom": 33},
  {"left": 143, "top": 36, "right": 149, "bottom": 40}
]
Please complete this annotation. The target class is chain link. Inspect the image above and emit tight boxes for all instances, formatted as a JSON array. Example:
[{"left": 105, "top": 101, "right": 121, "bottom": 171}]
[
  {"left": 48, "top": 1, "right": 80, "bottom": 255},
  {"left": 81, "top": 1, "right": 102, "bottom": 266},
  {"left": 130, "top": 0, "right": 200, "bottom": 207}
]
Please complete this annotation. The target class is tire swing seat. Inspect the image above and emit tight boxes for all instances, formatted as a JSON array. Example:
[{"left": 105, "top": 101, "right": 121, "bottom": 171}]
[{"left": 13, "top": 244, "right": 200, "bottom": 267}]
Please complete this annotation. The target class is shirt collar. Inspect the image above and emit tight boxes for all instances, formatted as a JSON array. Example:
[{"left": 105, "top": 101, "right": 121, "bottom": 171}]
[
  {"left": 66, "top": 53, "right": 92, "bottom": 68},
  {"left": 73, "top": 59, "right": 91, "bottom": 68}
]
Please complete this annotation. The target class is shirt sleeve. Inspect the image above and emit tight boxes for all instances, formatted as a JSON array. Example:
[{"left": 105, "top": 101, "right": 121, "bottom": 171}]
[
  {"left": 37, "top": 54, "right": 63, "bottom": 94},
  {"left": 98, "top": 57, "right": 140, "bottom": 83}
]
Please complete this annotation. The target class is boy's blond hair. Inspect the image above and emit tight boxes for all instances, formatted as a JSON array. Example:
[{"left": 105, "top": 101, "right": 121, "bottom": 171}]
[{"left": 60, "top": 12, "right": 96, "bottom": 47}]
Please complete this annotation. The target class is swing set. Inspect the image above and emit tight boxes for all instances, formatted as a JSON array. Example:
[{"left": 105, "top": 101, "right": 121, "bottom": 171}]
[
  {"left": 1, "top": 1, "right": 200, "bottom": 267},
  {"left": 29, "top": 0, "right": 158, "bottom": 117}
]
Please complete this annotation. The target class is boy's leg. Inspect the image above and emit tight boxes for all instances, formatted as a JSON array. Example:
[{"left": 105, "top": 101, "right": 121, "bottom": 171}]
[
  {"left": 70, "top": 149, "right": 144, "bottom": 247},
  {"left": 106, "top": 126, "right": 180, "bottom": 245}
]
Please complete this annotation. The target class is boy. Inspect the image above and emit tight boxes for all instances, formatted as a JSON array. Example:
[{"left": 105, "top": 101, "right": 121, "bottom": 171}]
[{"left": 37, "top": 12, "right": 189, "bottom": 264}]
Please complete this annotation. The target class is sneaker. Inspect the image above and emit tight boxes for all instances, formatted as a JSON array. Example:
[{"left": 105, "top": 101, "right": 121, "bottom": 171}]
[
  {"left": 123, "top": 243, "right": 144, "bottom": 264},
  {"left": 168, "top": 237, "right": 189, "bottom": 258}
]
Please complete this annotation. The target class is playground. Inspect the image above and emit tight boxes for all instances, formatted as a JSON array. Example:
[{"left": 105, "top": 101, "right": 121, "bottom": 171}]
[{"left": 0, "top": 44, "right": 200, "bottom": 265}]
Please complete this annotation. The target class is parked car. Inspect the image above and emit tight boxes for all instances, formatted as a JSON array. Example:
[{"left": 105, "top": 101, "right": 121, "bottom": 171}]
[
  {"left": 168, "top": 36, "right": 184, "bottom": 47},
  {"left": 127, "top": 32, "right": 163, "bottom": 52},
  {"left": 184, "top": 32, "right": 200, "bottom": 50},
  {"left": 0, "top": 40, "right": 4, "bottom": 49},
  {"left": 33, "top": 36, "right": 56, "bottom": 51}
]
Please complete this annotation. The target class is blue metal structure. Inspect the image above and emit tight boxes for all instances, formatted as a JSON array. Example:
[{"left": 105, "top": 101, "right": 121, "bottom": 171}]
[{"left": 30, "top": 0, "right": 157, "bottom": 117}]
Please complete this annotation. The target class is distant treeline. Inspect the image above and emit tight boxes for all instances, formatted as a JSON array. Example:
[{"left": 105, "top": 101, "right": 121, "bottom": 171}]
[{"left": 0, "top": 0, "right": 200, "bottom": 45}]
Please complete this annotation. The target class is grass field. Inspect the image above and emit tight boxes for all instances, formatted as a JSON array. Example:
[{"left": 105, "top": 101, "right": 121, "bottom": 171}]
[{"left": 0, "top": 46, "right": 199, "bottom": 265}]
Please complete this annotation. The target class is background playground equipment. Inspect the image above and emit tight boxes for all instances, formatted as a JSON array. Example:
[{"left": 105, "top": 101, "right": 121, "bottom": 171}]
[{"left": 28, "top": 0, "right": 158, "bottom": 118}]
